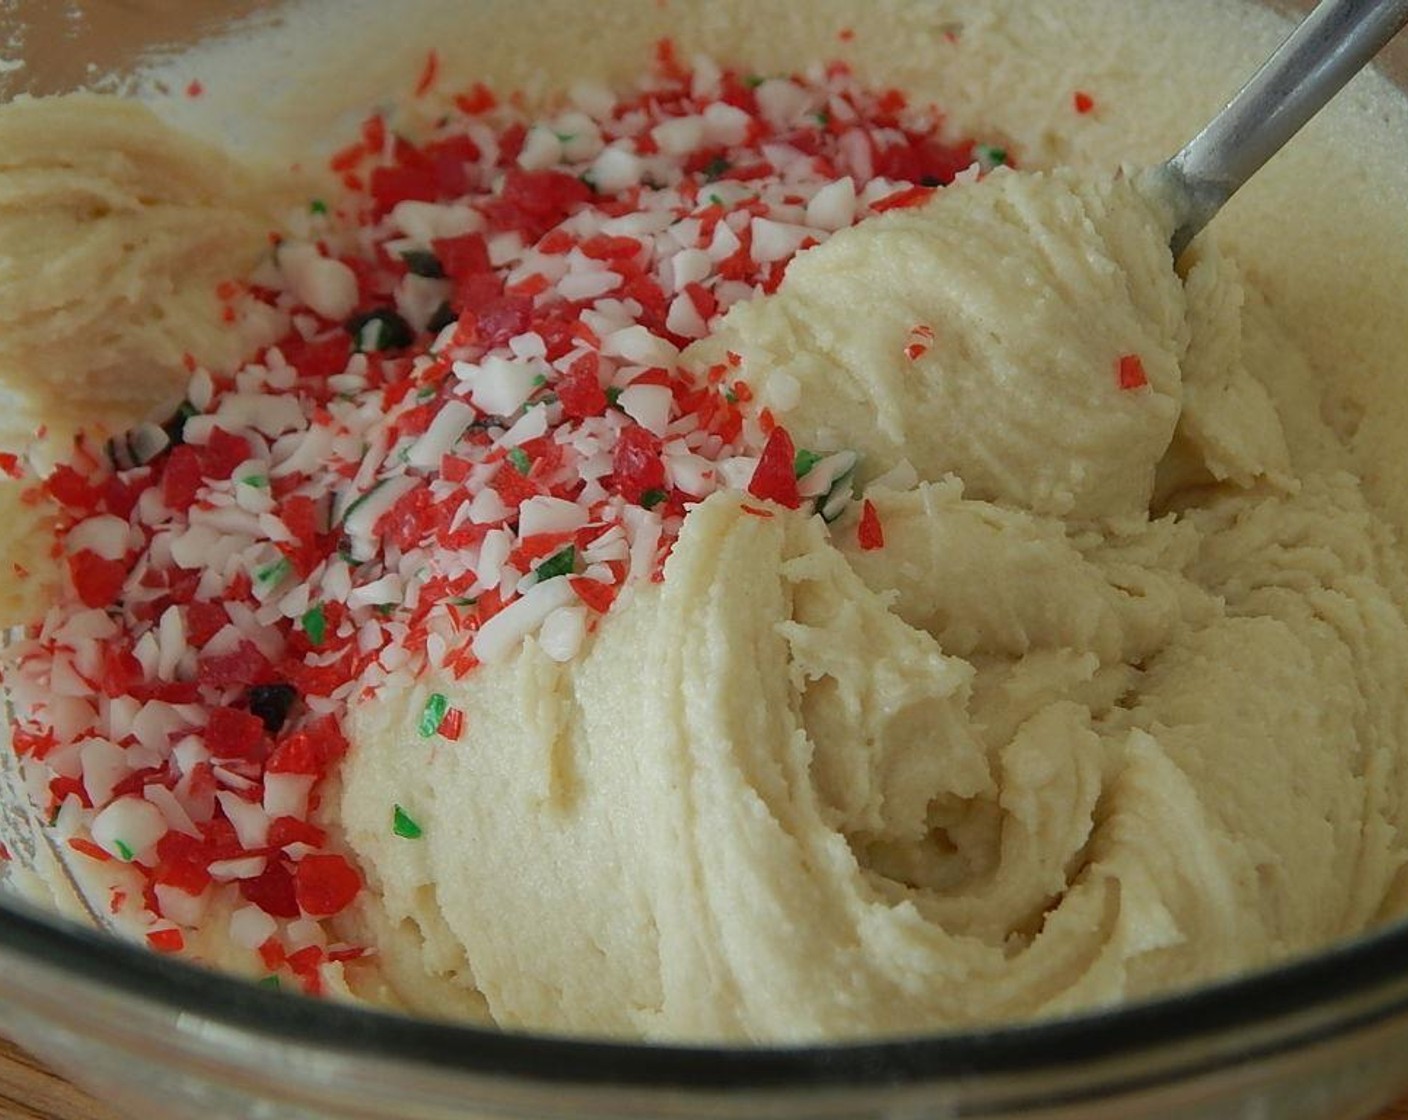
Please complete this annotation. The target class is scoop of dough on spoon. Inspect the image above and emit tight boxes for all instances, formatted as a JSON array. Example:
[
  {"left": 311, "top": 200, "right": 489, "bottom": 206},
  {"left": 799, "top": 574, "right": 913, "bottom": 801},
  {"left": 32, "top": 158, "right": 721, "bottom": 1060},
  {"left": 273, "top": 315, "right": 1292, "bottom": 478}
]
[{"left": 1155, "top": 0, "right": 1408, "bottom": 259}]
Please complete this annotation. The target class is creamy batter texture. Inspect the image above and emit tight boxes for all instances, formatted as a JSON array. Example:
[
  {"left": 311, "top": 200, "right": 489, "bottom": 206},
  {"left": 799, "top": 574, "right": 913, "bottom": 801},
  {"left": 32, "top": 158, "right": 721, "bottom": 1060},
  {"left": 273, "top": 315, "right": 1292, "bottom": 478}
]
[
  {"left": 342, "top": 168, "right": 1408, "bottom": 1038},
  {"left": 0, "top": 96, "right": 279, "bottom": 449},
  {"left": 5, "top": 0, "right": 1408, "bottom": 1042}
]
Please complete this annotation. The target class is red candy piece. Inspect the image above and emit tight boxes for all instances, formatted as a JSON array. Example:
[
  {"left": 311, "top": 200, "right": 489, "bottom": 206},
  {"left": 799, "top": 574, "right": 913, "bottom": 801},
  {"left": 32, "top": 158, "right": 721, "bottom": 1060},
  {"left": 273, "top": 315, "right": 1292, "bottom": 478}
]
[
  {"left": 369, "top": 164, "right": 441, "bottom": 214},
  {"left": 161, "top": 448, "right": 205, "bottom": 512},
  {"left": 556, "top": 353, "right": 609, "bottom": 420},
  {"left": 196, "top": 428, "right": 252, "bottom": 481},
  {"left": 197, "top": 641, "right": 272, "bottom": 689},
  {"left": 570, "top": 576, "right": 618, "bottom": 614},
  {"left": 241, "top": 860, "right": 301, "bottom": 919},
  {"left": 278, "top": 332, "right": 352, "bottom": 380},
  {"left": 268, "top": 816, "right": 328, "bottom": 851},
  {"left": 857, "top": 499, "right": 885, "bottom": 551},
  {"left": 747, "top": 427, "right": 801, "bottom": 509},
  {"left": 153, "top": 831, "right": 214, "bottom": 895},
  {"left": 611, "top": 425, "right": 667, "bottom": 505},
  {"left": 1117, "top": 353, "right": 1149, "bottom": 390},
  {"left": 205, "top": 706, "right": 268, "bottom": 762},
  {"left": 266, "top": 717, "right": 349, "bottom": 778},
  {"left": 295, "top": 853, "right": 362, "bottom": 918},
  {"left": 873, "top": 137, "right": 974, "bottom": 187},
  {"left": 67, "top": 837, "right": 112, "bottom": 863},
  {"left": 434, "top": 231, "right": 492, "bottom": 278},
  {"left": 147, "top": 928, "right": 186, "bottom": 954},
  {"left": 475, "top": 294, "right": 535, "bottom": 348},
  {"left": 438, "top": 708, "right": 464, "bottom": 741},
  {"left": 68, "top": 550, "right": 127, "bottom": 608},
  {"left": 483, "top": 168, "right": 593, "bottom": 240},
  {"left": 46, "top": 463, "right": 99, "bottom": 511}
]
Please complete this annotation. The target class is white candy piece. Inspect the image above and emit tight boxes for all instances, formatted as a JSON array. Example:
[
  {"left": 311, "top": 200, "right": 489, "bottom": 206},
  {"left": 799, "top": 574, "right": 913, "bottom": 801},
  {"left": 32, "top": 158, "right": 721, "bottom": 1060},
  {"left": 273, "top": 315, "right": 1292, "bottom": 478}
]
[
  {"left": 589, "top": 145, "right": 645, "bottom": 193},
  {"left": 651, "top": 115, "right": 706, "bottom": 156},
  {"left": 465, "top": 355, "right": 540, "bottom": 417},
  {"left": 64, "top": 515, "right": 131, "bottom": 561},
  {"left": 79, "top": 738, "right": 131, "bottom": 808},
  {"left": 216, "top": 791, "right": 271, "bottom": 850},
  {"left": 408, "top": 400, "right": 477, "bottom": 471},
  {"left": 91, "top": 796, "right": 168, "bottom": 864},
  {"left": 618, "top": 383, "right": 674, "bottom": 437},
  {"left": 472, "top": 576, "right": 578, "bottom": 664},
  {"left": 277, "top": 243, "right": 359, "bottom": 322},
  {"left": 806, "top": 176, "right": 858, "bottom": 231},
  {"left": 538, "top": 605, "right": 588, "bottom": 662},
  {"left": 229, "top": 905, "right": 278, "bottom": 950},
  {"left": 519, "top": 496, "right": 590, "bottom": 538}
]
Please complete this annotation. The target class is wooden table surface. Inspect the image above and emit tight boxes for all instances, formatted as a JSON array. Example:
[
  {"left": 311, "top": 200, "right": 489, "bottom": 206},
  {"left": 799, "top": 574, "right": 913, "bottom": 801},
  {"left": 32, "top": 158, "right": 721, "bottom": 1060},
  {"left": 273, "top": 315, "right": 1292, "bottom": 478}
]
[
  {"left": 2, "top": 1031, "right": 1408, "bottom": 1119},
  {"left": 0, "top": 1037, "right": 114, "bottom": 1120}
]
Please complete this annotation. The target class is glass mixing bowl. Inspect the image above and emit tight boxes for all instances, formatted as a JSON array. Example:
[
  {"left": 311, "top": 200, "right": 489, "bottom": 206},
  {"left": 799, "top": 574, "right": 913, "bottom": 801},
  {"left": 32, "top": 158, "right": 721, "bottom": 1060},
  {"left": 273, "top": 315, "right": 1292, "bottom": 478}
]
[{"left": 4, "top": 3, "right": 1408, "bottom": 1118}]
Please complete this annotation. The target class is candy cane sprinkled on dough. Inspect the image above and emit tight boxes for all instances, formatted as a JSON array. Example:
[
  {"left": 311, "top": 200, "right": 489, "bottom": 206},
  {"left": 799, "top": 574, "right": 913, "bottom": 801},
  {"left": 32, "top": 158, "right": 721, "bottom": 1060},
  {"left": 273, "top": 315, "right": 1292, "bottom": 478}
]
[{"left": 4, "top": 42, "right": 1005, "bottom": 992}]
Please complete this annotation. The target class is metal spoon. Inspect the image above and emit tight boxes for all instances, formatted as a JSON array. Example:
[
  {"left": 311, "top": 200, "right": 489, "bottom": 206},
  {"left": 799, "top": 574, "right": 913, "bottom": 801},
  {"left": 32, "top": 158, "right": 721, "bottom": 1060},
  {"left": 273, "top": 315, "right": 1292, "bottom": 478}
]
[{"left": 1158, "top": 0, "right": 1408, "bottom": 259}]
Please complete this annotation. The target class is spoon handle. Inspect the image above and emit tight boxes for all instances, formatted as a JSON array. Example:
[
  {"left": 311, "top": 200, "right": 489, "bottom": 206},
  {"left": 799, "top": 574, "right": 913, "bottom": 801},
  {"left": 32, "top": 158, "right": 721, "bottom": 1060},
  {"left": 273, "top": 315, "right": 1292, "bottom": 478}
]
[{"left": 1165, "top": 0, "right": 1408, "bottom": 256}]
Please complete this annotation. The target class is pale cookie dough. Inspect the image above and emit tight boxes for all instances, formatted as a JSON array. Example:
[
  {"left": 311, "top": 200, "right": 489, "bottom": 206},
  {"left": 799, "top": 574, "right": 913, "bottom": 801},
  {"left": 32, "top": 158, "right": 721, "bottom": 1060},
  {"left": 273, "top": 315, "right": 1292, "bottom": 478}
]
[
  {"left": 0, "top": 95, "right": 275, "bottom": 442},
  {"left": 339, "top": 172, "right": 1408, "bottom": 1040},
  {"left": 0, "top": 95, "right": 281, "bottom": 624},
  {"left": 698, "top": 169, "right": 1189, "bottom": 520}
]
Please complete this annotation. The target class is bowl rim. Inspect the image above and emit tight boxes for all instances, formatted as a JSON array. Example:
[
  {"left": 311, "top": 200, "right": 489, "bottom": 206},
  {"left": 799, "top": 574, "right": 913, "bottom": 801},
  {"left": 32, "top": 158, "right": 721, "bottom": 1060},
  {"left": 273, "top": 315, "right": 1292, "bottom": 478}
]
[{"left": 5, "top": 898, "right": 1408, "bottom": 1092}]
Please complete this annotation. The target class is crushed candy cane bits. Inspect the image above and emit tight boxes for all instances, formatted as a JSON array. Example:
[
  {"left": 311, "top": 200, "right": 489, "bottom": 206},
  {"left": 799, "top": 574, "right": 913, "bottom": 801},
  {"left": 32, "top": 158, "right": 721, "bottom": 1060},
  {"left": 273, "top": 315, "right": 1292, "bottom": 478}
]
[{"left": 2, "top": 45, "right": 1008, "bottom": 995}]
